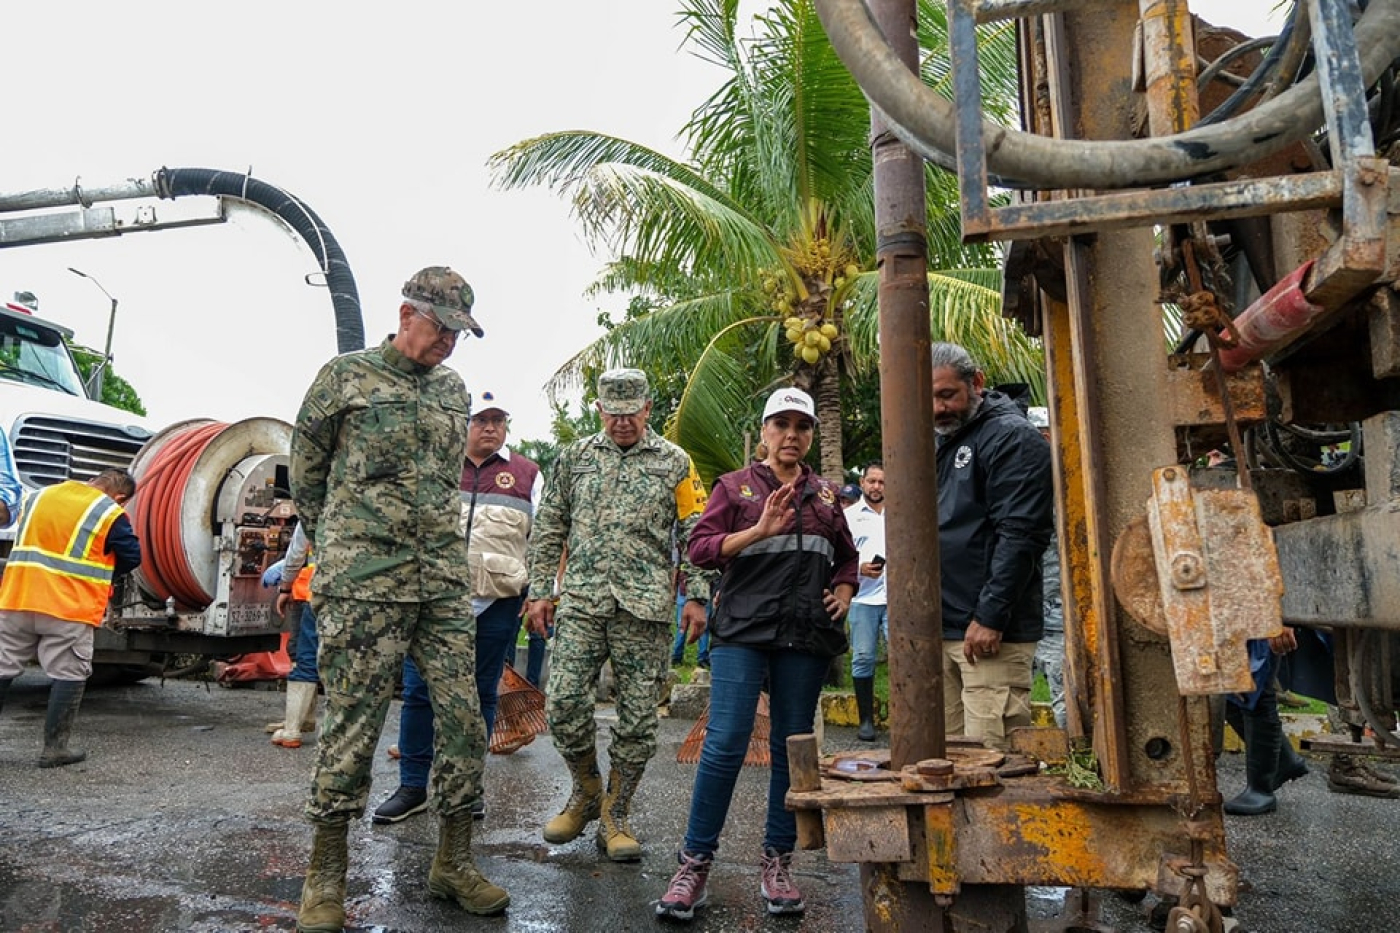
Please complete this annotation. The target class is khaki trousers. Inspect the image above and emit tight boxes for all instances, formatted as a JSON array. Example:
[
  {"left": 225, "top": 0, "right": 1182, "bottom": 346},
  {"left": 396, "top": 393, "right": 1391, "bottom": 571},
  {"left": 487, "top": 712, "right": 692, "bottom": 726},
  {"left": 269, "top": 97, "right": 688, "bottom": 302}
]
[{"left": 942, "top": 640, "right": 1036, "bottom": 750}]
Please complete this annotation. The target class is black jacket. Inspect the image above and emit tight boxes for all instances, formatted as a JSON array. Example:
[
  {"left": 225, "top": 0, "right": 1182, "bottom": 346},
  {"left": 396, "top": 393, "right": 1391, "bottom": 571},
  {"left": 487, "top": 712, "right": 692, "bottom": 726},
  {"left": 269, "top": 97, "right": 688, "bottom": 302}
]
[{"left": 935, "top": 389, "right": 1053, "bottom": 643}]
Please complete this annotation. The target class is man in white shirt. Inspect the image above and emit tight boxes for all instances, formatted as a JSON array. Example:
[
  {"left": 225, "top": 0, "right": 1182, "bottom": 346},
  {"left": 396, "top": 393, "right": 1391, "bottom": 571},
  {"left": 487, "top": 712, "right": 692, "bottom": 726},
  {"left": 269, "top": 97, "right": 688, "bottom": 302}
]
[{"left": 843, "top": 463, "right": 886, "bottom": 742}]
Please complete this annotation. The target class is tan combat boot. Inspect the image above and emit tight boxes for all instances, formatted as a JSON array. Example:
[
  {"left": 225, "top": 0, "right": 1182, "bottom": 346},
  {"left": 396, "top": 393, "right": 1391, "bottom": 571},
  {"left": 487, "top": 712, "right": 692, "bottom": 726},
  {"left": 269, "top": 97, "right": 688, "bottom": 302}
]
[
  {"left": 296, "top": 822, "right": 348, "bottom": 933},
  {"left": 542, "top": 750, "right": 603, "bottom": 843},
  {"left": 427, "top": 813, "right": 510, "bottom": 915},
  {"left": 597, "top": 764, "right": 645, "bottom": 862}
]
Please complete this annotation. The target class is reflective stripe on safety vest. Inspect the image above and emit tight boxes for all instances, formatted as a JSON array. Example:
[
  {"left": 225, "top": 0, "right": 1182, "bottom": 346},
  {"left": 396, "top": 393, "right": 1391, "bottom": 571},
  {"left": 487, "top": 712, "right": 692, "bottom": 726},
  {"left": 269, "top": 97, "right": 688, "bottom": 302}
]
[{"left": 0, "top": 481, "right": 123, "bottom": 625}]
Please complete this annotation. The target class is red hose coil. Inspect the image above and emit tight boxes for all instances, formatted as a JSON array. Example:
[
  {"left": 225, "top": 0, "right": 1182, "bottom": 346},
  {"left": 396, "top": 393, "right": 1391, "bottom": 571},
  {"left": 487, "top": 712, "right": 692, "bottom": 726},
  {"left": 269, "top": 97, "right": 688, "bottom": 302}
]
[{"left": 130, "top": 422, "right": 227, "bottom": 610}]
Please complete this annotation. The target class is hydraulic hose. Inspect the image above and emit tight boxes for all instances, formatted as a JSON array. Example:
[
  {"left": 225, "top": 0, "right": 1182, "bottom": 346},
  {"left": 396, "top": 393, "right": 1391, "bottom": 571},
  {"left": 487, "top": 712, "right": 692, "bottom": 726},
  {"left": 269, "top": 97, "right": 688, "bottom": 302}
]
[
  {"left": 812, "top": 0, "right": 1400, "bottom": 189},
  {"left": 1196, "top": 19, "right": 1292, "bottom": 127},
  {"left": 154, "top": 167, "right": 364, "bottom": 353},
  {"left": 130, "top": 421, "right": 228, "bottom": 610}
]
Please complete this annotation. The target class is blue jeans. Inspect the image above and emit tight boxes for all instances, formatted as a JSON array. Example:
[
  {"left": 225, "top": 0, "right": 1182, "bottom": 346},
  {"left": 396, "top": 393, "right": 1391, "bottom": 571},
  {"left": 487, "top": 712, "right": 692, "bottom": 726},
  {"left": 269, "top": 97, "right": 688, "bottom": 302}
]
[
  {"left": 505, "top": 630, "right": 548, "bottom": 688},
  {"left": 398, "top": 596, "right": 524, "bottom": 789},
  {"left": 847, "top": 602, "right": 886, "bottom": 679},
  {"left": 682, "top": 646, "right": 828, "bottom": 857},
  {"left": 288, "top": 603, "right": 319, "bottom": 683},
  {"left": 671, "top": 595, "right": 710, "bottom": 664}
]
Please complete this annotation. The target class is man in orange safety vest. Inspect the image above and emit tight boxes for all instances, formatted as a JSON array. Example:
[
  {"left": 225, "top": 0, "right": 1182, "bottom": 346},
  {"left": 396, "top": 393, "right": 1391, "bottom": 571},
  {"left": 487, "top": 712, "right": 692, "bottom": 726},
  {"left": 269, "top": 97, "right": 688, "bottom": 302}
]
[{"left": 0, "top": 469, "right": 141, "bottom": 767}]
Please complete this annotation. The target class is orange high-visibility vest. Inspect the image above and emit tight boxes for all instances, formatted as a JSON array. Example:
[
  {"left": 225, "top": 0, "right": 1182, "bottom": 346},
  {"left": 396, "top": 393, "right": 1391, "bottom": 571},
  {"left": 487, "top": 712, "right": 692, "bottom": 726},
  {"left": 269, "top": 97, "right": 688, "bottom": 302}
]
[
  {"left": 291, "top": 560, "right": 314, "bottom": 602},
  {"left": 0, "top": 481, "right": 124, "bottom": 625}
]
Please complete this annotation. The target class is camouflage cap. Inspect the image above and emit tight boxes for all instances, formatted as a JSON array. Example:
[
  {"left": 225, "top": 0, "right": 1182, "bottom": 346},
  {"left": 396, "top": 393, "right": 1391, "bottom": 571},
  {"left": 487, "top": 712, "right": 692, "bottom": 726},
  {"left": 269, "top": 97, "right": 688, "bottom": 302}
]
[
  {"left": 402, "top": 266, "right": 485, "bottom": 337},
  {"left": 596, "top": 368, "right": 650, "bottom": 415}
]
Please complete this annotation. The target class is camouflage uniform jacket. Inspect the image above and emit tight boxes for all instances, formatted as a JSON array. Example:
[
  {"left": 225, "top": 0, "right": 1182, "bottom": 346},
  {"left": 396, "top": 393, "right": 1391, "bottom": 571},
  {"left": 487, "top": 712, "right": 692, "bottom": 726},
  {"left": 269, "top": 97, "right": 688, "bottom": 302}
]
[
  {"left": 527, "top": 427, "right": 710, "bottom": 622},
  {"left": 290, "top": 337, "right": 471, "bottom": 602}
]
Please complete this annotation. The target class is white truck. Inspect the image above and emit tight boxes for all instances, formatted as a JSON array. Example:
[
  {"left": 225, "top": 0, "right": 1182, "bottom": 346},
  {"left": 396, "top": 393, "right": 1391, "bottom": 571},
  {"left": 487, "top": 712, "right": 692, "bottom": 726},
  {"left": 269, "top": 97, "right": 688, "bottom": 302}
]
[{"left": 0, "top": 292, "right": 293, "bottom": 683}]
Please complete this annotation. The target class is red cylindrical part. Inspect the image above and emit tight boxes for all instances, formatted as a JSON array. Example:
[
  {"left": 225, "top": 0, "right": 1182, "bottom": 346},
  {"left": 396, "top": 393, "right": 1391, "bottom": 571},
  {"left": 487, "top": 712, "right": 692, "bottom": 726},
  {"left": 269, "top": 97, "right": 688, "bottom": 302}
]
[{"left": 1217, "top": 260, "right": 1324, "bottom": 373}]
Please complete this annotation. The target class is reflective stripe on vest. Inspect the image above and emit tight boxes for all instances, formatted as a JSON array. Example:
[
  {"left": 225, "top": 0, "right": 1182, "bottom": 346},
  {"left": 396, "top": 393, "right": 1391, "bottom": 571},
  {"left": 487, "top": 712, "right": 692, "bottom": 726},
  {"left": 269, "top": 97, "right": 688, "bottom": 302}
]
[{"left": 0, "top": 481, "right": 123, "bottom": 625}]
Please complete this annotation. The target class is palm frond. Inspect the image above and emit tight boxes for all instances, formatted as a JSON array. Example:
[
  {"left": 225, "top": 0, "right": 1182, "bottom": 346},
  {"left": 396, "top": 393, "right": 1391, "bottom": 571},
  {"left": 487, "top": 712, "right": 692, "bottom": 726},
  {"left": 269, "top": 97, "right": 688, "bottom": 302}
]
[
  {"left": 545, "top": 290, "right": 757, "bottom": 399},
  {"left": 666, "top": 317, "right": 776, "bottom": 483}
]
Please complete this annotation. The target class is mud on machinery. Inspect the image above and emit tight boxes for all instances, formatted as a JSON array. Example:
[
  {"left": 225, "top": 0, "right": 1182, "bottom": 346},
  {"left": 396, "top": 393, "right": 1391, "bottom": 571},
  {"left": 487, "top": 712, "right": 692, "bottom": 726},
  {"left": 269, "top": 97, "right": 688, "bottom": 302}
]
[{"left": 795, "top": 1, "right": 1400, "bottom": 931}]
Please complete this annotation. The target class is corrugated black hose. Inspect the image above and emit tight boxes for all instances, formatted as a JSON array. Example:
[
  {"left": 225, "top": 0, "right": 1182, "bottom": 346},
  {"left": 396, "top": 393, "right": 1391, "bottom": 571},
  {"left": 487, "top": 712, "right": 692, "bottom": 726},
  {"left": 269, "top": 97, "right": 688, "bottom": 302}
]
[{"left": 154, "top": 167, "right": 364, "bottom": 353}]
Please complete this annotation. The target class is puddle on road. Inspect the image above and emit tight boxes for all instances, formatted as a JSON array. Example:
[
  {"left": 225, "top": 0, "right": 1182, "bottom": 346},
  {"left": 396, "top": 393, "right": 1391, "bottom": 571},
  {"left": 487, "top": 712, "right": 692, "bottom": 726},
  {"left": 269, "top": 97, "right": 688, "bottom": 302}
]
[
  {"left": 0, "top": 828, "right": 302, "bottom": 932},
  {"left": 0, "top": 854, "right": 184, "bottom": 931}
]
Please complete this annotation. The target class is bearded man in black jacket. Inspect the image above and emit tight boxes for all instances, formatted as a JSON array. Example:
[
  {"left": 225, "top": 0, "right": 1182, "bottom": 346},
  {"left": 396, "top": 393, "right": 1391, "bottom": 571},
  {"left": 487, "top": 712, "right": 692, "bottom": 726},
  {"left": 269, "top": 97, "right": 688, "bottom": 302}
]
[{"left": 931, "top": 342, "right": 1054, "bottom": 750}]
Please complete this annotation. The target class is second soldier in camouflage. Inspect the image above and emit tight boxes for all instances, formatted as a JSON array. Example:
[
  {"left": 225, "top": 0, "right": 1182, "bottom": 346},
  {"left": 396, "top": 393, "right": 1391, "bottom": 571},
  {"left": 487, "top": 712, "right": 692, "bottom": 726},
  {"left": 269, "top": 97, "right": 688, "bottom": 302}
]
[{"left": 525, "top": 367, "right": 710, "bottom": 862}]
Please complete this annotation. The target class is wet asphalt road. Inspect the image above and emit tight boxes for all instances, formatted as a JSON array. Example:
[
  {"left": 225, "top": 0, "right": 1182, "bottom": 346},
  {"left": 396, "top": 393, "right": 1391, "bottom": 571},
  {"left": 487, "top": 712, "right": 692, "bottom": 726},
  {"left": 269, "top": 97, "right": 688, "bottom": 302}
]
[{"left": 0, "top": 671, "right": 1395, "bottom": 932}]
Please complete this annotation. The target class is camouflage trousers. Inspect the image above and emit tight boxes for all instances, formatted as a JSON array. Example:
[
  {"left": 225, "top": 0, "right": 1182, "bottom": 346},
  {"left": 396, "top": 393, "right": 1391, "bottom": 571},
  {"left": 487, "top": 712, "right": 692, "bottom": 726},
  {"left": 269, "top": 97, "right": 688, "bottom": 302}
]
[
  {"left": 546, "top": 605, "right": 670, "bottom": 770},
  {"left": 304, "top": 594, "right": 483, "bottom": 824}
]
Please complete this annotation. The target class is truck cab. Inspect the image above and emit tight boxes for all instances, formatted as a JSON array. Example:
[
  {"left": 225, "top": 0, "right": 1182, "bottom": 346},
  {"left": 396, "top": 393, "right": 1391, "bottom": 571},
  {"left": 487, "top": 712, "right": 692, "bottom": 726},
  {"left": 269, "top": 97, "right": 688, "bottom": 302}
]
[{"left": 0, "top": 295, "right": 153, "bottom": 499}]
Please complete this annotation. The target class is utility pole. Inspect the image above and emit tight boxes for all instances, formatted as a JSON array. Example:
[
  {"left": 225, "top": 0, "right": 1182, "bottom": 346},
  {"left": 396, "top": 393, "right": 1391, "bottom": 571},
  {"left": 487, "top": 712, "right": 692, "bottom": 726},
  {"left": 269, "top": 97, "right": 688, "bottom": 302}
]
[{"left": 67, "top": 267, "right": 118, "bottom": 401}]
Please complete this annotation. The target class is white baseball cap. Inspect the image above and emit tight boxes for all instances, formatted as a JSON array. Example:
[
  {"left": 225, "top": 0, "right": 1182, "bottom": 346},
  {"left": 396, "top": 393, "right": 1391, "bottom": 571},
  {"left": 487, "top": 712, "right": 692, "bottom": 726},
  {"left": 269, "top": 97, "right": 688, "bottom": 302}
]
[
  {"left": 473, "top": 389, "right": 510, "bottom": 417},
  {"left": 762, "top": 387, "right": 816, "bottom": 422}
]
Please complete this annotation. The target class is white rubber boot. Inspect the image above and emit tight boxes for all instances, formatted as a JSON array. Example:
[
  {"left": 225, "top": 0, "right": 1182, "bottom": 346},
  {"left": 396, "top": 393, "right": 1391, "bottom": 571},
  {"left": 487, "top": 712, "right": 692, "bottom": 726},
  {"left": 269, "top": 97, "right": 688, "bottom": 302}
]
[{"left": 272, "top": 681, "right": 319, "bottom": 749}]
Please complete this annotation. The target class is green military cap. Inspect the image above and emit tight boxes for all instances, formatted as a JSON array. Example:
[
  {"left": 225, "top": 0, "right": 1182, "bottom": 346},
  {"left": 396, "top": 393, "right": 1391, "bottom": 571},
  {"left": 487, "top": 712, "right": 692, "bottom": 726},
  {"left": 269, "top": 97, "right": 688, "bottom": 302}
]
[
  {"left": 597, "top": 368, "right": 650, "bottom": 415},
  {"left": 402, "top": 266, "right": 485, "bottom": 337}
]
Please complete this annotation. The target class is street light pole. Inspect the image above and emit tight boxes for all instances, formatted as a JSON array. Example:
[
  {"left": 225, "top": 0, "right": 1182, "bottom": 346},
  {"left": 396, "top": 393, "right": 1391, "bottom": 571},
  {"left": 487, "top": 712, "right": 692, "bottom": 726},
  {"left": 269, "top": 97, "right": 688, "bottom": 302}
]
[{"left": 67, "top": 267, "right": 118, "bottom": 401}]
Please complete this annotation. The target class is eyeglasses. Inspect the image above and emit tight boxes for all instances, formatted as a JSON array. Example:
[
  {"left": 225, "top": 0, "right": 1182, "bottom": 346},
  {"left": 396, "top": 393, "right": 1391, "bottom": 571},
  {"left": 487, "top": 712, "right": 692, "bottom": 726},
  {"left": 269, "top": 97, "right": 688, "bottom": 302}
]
[
  {"left": 471, "top": 414, "right": 508, "bottom": 427},
  {"left": 414, "top": 307, "right": 456, "bottom": 338}
]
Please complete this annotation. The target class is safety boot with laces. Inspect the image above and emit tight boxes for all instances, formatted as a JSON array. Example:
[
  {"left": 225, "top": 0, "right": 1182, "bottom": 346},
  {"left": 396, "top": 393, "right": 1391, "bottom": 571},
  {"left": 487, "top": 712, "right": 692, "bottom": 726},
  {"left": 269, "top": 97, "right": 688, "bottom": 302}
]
[
  {"left": 760, "top": 846, "right": 805, "bottom": 915},
  {"left": 427, "top": 812, "right": 510, "bottom": 915},
  {"left": 597, "top": 764, "right": 645, "bottom": 861},
  {"left": 1327, "top": 754, "right": 1400, "bottom": 798},
  {"left": 656, "top": 851, "right": 711, "bottom": 921},
  {"left": 296, "top": 822, "right": 348, "bottom": 933},
  {"left": 543, "top": 750, "right": 603, "bottom": 843}
]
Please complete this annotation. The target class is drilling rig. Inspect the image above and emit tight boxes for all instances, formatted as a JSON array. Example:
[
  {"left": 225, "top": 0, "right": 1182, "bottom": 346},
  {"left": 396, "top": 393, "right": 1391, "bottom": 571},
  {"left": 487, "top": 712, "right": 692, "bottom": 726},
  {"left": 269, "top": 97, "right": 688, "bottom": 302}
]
[{"left": 790, "top": 1, "right": 1400, "bottom": 930}]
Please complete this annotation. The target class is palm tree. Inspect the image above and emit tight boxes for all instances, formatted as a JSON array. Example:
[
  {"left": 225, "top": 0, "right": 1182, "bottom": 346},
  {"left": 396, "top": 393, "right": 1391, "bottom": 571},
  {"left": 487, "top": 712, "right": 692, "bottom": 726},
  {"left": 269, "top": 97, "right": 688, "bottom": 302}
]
[{"left": 489, "top": 0, "right": 1042, "bottom": 483}]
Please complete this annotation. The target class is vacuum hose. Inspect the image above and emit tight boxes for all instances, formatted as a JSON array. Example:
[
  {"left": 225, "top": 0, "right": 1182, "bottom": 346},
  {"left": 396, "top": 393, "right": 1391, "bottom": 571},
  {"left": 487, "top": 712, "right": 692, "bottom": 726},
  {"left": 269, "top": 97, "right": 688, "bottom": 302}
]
[
  {"left": 130, "top": 422, "right": 229, "bottom": 610},
  {"left": 155, "top": 167, "right": 364, "bottom": 353},
  {"left": 128, "top": 418, "right": 294, "bottom": 611}
]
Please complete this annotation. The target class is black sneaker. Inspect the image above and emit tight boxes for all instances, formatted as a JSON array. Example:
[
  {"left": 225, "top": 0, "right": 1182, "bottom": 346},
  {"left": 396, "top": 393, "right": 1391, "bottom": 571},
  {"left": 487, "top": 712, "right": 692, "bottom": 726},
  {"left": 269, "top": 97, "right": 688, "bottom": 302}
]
[{"left": 372, "top": 785, "right": 429, "bottom": 824}]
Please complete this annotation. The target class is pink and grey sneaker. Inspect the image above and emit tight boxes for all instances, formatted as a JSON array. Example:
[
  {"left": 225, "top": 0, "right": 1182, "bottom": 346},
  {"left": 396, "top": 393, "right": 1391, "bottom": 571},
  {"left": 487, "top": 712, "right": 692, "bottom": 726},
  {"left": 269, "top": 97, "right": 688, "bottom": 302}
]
[
  {"left": 657, "top": 851, "right": 711, "bottom": 921},
  {"left": 760, "top": 846, "right": 806, "bottom": 914}
]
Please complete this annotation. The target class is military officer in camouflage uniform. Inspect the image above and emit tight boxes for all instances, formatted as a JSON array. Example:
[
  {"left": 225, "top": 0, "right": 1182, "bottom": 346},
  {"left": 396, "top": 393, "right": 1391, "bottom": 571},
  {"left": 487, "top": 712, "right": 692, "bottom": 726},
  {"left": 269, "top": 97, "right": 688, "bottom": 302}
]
[
  {"left": 525, "top": 368, "right": 710, "bottom": 862},
  {"left": 290, "top": 266, "right": 509, "bottom": 932}
]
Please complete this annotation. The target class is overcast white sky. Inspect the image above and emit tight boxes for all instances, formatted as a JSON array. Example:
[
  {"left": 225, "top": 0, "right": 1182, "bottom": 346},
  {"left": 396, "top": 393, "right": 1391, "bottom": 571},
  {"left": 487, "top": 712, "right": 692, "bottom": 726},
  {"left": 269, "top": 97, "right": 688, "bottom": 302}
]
[{"left": 0, "top": 1, "right": 1284, "bottom": 441}]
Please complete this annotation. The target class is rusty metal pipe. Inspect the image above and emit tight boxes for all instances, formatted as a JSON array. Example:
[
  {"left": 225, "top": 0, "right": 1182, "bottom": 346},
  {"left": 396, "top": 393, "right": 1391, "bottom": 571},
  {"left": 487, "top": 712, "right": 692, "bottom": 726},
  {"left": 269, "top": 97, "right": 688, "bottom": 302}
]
[
  {"left": 871, "top": 0, "right": 944, "bottom": 775},
  {"left": 1138, "top": 0, "right": 1199, "bottom": 136},
  {"left": 1215, "top": 261, "right": 1323, "bottom": 373}
]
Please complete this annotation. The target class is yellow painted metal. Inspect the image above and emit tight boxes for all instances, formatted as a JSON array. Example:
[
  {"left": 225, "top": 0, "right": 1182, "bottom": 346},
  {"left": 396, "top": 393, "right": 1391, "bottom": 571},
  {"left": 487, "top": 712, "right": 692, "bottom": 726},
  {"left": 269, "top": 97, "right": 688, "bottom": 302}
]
[
  {"left": 1138, "top": 0, "right": 1200, "bottom": 136},
  {"left": 1042, "top": 299, "right": 1096, "bottom": 740},
  {"left": 924, "top": 801, "right": 959, "bottom": 896},
  {"left": 1145, "top": 467, "right": 1285, "bottom": 694}
]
